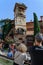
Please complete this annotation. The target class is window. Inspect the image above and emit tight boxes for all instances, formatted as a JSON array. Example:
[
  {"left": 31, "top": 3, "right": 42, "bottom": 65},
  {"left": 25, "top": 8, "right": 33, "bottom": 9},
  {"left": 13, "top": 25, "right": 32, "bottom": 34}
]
[{"left": 16, "top": 28, "right": 24, "bottom": 34}]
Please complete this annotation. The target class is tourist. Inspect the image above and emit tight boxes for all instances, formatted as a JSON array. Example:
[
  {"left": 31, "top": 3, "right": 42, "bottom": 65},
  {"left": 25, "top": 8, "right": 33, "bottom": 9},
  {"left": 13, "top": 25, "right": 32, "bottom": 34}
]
[
  {"left": 29, "top": 33, "right": 43, "bottom": 65},
  {"left": 7, "top": 49, "right": 13, "bottom": 58},
  {"left": 13, "top": 43, "right": 30, "bottom": 65}
]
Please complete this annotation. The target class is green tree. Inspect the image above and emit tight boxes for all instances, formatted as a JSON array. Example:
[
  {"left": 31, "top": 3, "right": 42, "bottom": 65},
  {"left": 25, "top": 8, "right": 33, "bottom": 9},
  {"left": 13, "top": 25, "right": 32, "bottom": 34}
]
[
  {"left": 33, "top": 13, "right": 40, "bottom": 36},
  {"left": 1, "top": 19, "right": 12, "bottom": 40}
]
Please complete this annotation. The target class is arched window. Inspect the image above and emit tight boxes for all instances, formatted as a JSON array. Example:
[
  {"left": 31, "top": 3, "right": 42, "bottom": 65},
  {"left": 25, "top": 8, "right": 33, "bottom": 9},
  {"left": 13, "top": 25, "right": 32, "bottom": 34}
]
[{"left": 16, "top": 28, "right": 25, "bottom": 35}]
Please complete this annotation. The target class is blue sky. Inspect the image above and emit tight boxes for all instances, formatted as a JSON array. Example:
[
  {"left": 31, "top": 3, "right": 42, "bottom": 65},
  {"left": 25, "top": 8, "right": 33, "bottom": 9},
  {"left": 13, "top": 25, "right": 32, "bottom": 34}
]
[{"left": 0, "top": 0, "right": 43, "bottom": 22}]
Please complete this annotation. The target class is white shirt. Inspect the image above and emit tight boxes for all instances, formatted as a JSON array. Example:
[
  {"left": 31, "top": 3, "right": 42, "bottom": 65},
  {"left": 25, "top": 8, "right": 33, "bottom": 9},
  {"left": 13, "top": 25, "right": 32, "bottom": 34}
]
[{"left": 14, "top": 51, "right": 30, "bottom": 65}]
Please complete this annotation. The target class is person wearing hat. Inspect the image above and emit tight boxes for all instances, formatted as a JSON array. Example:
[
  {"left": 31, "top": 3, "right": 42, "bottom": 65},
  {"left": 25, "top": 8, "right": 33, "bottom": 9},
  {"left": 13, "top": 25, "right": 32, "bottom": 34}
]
[{"left": 29, "top": 33, "right": 43, "bottom": 65}]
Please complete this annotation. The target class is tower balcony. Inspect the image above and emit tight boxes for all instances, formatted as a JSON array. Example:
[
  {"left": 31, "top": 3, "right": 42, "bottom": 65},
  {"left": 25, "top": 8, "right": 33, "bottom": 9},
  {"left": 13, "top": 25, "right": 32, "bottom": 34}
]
[
  {"left": 17, "top": 12, "right": 26, "bottom": 18},
  {"left": 18, "top": 11, "right": 25, "bottom": 15}
]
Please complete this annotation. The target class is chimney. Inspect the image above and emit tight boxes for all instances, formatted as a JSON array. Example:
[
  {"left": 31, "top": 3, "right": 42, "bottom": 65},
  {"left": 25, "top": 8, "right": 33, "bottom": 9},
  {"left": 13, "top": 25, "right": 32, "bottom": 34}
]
[{"left": 40, "top": 16, "right": 43, "bottom": 22}]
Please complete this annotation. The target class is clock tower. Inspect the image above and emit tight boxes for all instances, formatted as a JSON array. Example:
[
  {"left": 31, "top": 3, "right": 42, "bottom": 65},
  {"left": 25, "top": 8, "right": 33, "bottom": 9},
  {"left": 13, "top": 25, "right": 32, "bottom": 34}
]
[{"left": 14, "top": 3, "right": 27, "bottom": 43}]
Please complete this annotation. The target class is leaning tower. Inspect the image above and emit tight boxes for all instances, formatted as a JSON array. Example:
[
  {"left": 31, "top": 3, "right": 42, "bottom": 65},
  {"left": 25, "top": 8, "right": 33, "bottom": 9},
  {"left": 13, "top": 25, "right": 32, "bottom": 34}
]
[{"left": 14, "top": 3, "right": 27, "bottom": 44}]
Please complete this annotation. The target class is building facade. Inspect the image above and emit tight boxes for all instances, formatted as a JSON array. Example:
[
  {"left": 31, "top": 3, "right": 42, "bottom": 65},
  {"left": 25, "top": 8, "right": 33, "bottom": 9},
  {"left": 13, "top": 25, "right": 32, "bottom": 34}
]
[
  {"left": 26, "top": 17, "right": 43, "bottom": 46},
  {"left": 26, "top": 17, "right": 43, "bottom": 35},
  {"left": 13, "top": 3, "right": 27, "bottom": 44}
]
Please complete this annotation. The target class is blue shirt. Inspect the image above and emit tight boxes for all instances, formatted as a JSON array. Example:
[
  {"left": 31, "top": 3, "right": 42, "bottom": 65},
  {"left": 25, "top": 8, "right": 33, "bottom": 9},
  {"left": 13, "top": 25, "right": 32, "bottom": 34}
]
[{"left": 7, "top": 52, "right": 13, "bottom": 58}]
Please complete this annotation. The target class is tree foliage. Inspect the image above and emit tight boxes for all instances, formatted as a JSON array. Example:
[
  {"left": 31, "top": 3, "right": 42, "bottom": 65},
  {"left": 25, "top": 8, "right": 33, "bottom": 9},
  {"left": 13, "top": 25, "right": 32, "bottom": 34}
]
[
  {"left": 33, "top": 13, "right": 40, "bottom": 36},
  {"left": 1, "top": 19, "right": 12, "bottom": 39}
]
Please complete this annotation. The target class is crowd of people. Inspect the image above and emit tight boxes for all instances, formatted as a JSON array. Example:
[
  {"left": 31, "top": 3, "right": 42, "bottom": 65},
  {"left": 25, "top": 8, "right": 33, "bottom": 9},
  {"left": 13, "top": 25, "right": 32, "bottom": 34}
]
[
  {"left": 0, "top": 40, "right": 31, "bottom": 65},
  {"left": 0, "top": 33, "right": 43, "bottom": 65}
]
